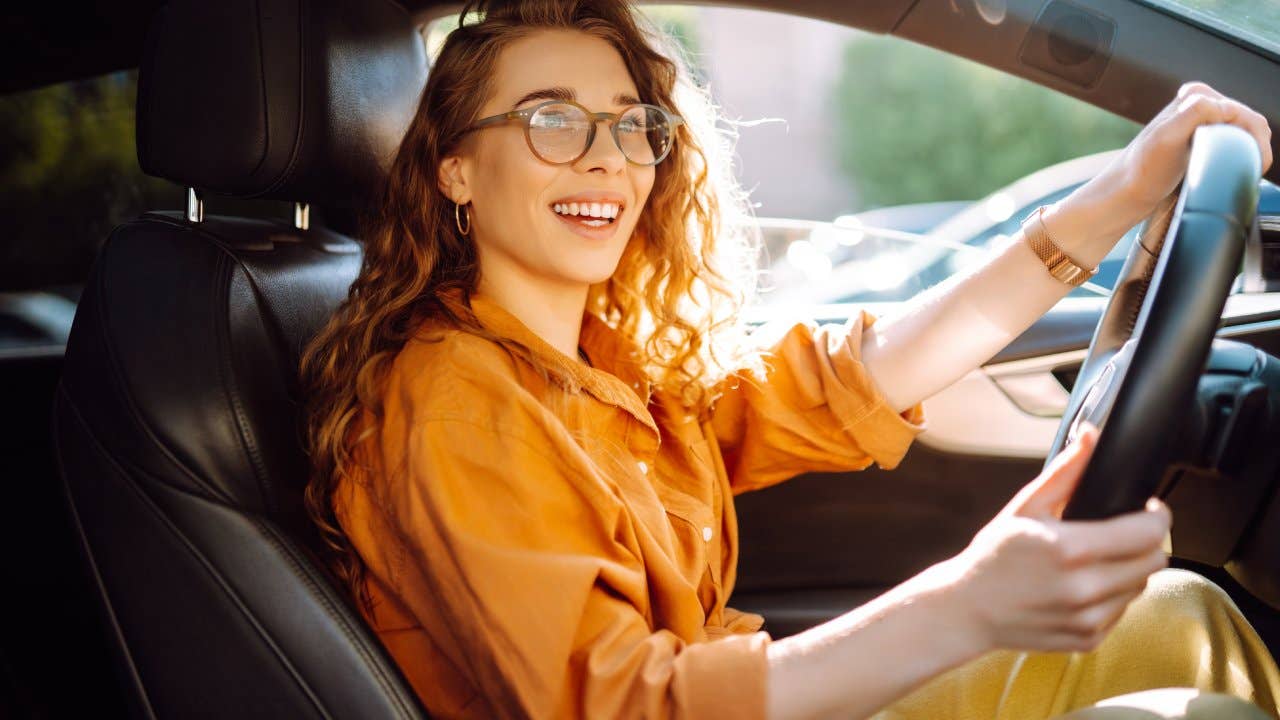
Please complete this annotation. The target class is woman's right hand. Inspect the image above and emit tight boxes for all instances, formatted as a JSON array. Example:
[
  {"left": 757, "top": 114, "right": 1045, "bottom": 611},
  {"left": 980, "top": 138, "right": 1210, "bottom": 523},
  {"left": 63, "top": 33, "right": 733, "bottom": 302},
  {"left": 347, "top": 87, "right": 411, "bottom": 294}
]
[{"left": 942, "top": 425, "right": 1172, "bottom": 654}]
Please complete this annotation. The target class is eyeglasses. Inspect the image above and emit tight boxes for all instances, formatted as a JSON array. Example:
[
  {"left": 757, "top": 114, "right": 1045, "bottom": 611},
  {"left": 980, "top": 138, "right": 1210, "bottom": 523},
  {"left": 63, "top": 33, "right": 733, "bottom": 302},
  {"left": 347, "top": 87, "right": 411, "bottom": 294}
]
[{"left": 464, "top": 99, "right": 685, "bottom": 166}]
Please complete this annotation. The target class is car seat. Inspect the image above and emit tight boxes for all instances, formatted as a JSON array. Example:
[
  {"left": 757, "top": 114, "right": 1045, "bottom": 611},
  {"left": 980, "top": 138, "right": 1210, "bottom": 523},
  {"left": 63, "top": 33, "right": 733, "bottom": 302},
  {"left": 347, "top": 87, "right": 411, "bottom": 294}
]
[{"left": 51, "top": 0, "right": 432, "bottom": 716}]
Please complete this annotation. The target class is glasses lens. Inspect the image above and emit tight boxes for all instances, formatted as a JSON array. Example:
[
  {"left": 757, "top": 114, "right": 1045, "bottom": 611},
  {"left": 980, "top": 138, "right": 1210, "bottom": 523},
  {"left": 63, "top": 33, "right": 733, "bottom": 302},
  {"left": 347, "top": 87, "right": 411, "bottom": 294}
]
[
  {"left": 528, "top": 103, "right": 592, "bottom": 163},
  {"left": 615, "top": 106, "right": 672, "bottom": 165}
]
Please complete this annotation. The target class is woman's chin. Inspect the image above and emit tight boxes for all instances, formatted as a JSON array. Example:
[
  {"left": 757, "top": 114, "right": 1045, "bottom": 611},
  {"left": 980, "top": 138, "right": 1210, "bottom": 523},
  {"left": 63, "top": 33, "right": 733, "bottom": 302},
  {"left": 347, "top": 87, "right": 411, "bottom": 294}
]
[{"left": 561, "top": 265, "right": 621, "bottom": 287}]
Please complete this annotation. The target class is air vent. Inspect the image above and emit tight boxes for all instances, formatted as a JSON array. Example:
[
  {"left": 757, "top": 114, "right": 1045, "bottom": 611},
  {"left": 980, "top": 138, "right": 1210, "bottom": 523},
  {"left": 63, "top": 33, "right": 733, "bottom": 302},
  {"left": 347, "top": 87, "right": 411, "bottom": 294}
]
[{"left": 1019, "top": 0, "right": 1115, "bottom": 88}]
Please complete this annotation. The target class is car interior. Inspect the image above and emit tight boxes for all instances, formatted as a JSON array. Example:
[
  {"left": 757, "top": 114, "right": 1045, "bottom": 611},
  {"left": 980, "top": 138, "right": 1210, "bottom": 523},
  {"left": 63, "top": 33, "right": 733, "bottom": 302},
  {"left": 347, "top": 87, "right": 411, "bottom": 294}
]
[{"left": 6, "top": 0, "right": 1280, "bottom": 718}]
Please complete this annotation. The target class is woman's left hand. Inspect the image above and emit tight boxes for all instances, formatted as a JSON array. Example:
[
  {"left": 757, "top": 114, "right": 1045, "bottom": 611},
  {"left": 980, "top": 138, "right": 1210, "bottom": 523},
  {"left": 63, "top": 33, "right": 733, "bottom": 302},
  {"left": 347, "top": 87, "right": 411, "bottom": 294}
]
[{"left": 1099, "top": 82, "right": 1273, "bottom": 225}]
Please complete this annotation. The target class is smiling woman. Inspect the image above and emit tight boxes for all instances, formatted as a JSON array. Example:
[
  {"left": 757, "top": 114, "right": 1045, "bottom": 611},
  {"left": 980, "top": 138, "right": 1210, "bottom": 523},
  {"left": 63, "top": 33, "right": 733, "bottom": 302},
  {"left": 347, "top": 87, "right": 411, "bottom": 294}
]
[{"left": 297, "top": 1, "right": 1280, "bottom": 719}]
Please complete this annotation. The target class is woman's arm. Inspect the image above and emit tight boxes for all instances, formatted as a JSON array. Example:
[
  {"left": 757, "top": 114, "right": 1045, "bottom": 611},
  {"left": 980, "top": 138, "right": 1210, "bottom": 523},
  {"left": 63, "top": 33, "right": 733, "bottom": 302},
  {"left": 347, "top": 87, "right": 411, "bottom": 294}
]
[
  {"left": 859, "top": 179, "right": 1137, "bottom": 413},
  {"left": 765, "top": 428, "right": 1172, "bottom": 720},
  {"left": 765, "top": 553, "right": 987, "bottom": 720},
  {"left": 861, "top": 82, "right": 1273, "bottom": 414}
]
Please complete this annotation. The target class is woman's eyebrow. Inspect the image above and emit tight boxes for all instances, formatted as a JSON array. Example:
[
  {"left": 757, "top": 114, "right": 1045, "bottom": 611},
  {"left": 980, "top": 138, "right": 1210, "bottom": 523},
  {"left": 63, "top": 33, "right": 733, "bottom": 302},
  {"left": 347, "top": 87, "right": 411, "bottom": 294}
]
[
  {"left": 511, "top": 87, "right": 645, "bottom": 109},
  {"left": 511, "top": 86, "right": 574, "bottom": 109}
]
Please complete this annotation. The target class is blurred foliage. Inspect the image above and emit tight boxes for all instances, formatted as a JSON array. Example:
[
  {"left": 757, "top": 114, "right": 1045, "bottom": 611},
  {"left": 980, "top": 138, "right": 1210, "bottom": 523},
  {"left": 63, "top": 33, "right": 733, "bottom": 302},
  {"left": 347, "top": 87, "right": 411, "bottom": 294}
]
[
  {"left": 0, "top": 71, "right": 178, "bottom": 291},
  {"left": 0, "top": 71, "right": 292, "bottom": 292},
  {"left": 639, "top": 6, "right": 705, "bottom": 82},
  {"left": 833, "top": 35, "right": 1140, "bottom": 210}
]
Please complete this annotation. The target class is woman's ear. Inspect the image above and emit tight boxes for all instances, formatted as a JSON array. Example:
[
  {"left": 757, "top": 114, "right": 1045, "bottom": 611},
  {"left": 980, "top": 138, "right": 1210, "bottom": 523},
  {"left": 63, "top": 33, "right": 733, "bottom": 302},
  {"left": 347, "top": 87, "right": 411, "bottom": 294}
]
[{"left": 437, "top": 155, "right": 470, "bottom": 205}]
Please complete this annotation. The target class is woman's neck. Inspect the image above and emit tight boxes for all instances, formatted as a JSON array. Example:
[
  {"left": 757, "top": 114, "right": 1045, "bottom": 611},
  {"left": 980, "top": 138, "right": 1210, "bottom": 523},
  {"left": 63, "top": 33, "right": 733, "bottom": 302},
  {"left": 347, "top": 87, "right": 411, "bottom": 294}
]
[{"left": 475, "top": 274, "right": 589, "bottom": 362}]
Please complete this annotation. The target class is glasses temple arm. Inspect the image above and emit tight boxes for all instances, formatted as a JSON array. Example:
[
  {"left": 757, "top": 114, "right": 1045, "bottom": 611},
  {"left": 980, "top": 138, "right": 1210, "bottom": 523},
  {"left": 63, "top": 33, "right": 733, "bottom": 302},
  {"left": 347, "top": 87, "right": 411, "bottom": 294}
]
[{"left": 467, "top": 109, "right": 530, "bottom": 131}]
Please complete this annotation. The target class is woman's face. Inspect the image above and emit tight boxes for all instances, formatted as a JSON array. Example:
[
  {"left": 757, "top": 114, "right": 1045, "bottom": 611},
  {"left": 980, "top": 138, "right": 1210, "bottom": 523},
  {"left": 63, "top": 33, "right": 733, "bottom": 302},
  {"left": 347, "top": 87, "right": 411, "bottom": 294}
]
[{"left": 441, "top": 29, "right": 656, "bottom": 294}]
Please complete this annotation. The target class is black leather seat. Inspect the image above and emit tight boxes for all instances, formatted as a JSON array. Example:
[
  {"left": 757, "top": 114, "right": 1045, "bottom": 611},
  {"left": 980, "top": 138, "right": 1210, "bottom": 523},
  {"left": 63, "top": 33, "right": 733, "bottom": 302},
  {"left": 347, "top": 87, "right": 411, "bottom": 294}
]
[{"left": 52, "top": 1, "right": 431, "bottom": 716}]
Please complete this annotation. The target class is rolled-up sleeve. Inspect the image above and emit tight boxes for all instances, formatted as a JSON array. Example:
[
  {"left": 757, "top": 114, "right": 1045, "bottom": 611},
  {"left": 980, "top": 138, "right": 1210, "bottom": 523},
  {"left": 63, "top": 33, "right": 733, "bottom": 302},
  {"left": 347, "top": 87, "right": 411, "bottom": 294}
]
[
  {"left": 710, "top": 310, "right": 926, "bottom": 495},
  {"left": 381, "top": 416, "right": 771, "bottom": 719}
]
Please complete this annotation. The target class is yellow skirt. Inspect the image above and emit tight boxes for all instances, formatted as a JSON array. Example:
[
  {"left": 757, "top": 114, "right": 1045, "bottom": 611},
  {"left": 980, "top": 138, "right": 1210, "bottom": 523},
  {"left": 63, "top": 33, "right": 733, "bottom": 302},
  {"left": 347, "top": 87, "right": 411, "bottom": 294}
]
[{"left": 874, "top": 569, "right": 1280, "bottom": 719}]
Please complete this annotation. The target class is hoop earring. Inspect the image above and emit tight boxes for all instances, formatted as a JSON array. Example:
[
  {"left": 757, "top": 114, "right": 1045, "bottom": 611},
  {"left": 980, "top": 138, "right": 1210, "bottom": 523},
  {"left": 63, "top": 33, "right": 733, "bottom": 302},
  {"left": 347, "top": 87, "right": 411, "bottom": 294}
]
[{"left": 455, "top": 201, "right": 471, "bottom": 236}]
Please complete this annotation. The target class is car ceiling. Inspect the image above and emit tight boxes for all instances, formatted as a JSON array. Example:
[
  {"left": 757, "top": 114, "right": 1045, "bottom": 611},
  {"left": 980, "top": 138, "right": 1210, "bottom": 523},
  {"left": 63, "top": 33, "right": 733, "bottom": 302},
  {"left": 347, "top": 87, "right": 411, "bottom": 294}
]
[{"left": 0, "top": 0, "right": 917, "bottom": 93}]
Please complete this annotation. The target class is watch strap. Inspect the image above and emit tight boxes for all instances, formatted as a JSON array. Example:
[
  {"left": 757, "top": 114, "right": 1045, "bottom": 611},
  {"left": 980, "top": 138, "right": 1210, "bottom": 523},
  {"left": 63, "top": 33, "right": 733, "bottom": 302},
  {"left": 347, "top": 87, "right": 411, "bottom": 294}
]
[{"left": 1021, "top": 205, "right": 1098, "bottom": 287}]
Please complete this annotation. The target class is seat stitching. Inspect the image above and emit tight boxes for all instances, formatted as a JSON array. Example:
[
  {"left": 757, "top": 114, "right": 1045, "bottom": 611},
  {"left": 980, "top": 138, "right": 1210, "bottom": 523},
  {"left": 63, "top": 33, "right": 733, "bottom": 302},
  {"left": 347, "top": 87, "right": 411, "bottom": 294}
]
[
  {"left": 90, "top": 221, "right": 233, "bottom": 505},
  {"left": 52, "top": 387, "right": 160, "bottom": 720},
  {"left": 57, "top": 391, "right": 337, "bottom": 720},
  {"left": 252, "top": 515, "right": 425, "bottom": 719},
  {"left": 213, "top": 256, "right": 278, "bottom": 514}
]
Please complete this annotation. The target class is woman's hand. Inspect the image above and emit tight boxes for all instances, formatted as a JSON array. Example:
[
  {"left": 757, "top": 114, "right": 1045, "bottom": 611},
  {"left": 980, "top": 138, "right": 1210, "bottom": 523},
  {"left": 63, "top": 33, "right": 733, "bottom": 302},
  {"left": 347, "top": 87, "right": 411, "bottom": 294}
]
[
  {"left": 1110, "top": 82, "right": 1273, "bottom": 216},
  {"left": 939, "top": 425, "right": 1172, "bottom": 654}
]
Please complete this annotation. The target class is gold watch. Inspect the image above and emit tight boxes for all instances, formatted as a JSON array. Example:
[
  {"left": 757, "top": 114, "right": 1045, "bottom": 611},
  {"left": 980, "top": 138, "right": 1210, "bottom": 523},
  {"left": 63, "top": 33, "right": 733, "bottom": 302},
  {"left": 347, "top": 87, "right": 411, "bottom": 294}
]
[{"left": 1020, "top": 205, "right": 1098, "bottom": 287}]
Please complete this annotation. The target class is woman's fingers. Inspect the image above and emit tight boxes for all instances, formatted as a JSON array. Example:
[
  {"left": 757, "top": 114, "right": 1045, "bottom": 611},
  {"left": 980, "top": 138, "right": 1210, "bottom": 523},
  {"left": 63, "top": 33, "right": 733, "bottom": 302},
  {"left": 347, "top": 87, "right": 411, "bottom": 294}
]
[
  {"left": 1040, "top": 594, "right": 1137, "bottom": 652},
  {"left": 1009, "top": 424, "right": 1098, "bottom": 520},
  {"left": 1177, "top": 80, "right": 1225, "bottom": 101},
  {"left": 1057, "top": 547, "right": 1167, "bottom": 609},
  {"left": 1051, "top": 506, "right": 1170, "bottom": 565},
  {"left": 1015, "top": 559, "right": 1158, "bottom": 651},
  {"left": 1170, "top": 84, "right": 1273, "bottom": 171}
]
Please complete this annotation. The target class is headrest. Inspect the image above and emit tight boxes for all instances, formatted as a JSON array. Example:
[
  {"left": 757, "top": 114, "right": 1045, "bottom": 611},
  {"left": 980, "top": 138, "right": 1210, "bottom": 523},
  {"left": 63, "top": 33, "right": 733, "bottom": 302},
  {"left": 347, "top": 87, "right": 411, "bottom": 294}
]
[{"left": 136, "top": 0, "right": 427, "bottom": 208}]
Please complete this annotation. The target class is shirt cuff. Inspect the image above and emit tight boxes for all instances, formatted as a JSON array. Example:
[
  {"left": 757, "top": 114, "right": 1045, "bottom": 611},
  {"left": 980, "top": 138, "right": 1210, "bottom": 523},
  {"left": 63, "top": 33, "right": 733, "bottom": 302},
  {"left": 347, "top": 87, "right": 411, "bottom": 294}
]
[
  {"left": 820, "top": 309, "right": 926, "bottom": 470},
  {"left": 672, "top": 631, "right": 771, "bottom": 720}
]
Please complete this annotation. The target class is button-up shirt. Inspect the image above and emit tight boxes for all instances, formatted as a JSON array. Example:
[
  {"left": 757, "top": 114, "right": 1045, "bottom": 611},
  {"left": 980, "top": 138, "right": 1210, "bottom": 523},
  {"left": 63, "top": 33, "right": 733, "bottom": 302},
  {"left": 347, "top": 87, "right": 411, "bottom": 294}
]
[{"left": 334, "top": 288, "right": 925, "bottom": 719}]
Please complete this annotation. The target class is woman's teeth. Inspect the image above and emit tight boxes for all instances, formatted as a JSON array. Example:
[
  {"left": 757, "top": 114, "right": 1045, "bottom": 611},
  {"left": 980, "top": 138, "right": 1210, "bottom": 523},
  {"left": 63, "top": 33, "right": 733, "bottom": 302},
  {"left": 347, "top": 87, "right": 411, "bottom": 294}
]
[{"left": 552, "top": 202, "right": 621, "bottom": 227}]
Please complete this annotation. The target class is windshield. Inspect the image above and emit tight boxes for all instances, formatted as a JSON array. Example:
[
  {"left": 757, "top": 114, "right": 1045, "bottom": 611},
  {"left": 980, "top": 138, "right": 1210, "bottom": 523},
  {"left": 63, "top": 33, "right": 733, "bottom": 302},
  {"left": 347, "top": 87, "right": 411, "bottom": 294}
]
[{"left": 1141, "top": 1, "right": 1280, "bottom": 57}]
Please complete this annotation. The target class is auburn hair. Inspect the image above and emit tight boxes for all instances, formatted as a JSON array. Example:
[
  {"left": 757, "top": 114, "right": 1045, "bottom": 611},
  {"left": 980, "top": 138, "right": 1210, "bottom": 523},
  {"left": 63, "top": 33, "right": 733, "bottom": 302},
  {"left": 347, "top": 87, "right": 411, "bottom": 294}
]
[{"left": 299, "top": 0, "right": 762, "bottom": 614}]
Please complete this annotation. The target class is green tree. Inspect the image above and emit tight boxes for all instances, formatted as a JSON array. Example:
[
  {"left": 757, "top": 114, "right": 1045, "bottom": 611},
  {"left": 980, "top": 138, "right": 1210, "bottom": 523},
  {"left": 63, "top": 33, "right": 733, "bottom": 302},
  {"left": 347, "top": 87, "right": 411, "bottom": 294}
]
[
  {"left": 0, "top": 72, "right": 180, "bottom": 290},
  {"left": 0, "top": 71, "right": 287, "bottom": 292},
  {"left": 833, "top": 35, "right": 1140, "bottom": 210}
]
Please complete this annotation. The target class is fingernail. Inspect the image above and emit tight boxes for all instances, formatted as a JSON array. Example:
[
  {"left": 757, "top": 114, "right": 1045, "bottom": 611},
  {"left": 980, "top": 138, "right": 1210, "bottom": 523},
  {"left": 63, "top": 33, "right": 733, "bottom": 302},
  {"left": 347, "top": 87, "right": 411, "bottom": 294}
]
[{"left": 1080, "top": 422, "right": 1099, "bottom": 445}]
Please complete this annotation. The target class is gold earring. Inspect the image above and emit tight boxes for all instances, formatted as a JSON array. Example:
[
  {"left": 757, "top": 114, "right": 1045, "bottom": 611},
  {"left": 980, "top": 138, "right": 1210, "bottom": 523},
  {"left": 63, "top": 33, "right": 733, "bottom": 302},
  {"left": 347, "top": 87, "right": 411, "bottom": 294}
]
[{"left": 455, "top": 201, "right": 471, "bottom": 236}]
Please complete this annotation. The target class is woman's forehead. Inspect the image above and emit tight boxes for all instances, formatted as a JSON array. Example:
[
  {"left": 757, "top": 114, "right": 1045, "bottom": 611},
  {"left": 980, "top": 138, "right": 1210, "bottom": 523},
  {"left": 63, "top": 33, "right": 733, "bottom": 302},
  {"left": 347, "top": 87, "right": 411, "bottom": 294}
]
[{"left": 485, "top": 29, "right": 640, "bottom": 112}]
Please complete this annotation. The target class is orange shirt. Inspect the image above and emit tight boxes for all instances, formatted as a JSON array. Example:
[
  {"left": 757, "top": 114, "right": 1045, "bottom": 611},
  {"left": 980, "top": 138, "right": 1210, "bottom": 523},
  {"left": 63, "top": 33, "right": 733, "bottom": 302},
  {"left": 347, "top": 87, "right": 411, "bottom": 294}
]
[{"left": 333, "top": 289, "right": 925, "bottom": 719}]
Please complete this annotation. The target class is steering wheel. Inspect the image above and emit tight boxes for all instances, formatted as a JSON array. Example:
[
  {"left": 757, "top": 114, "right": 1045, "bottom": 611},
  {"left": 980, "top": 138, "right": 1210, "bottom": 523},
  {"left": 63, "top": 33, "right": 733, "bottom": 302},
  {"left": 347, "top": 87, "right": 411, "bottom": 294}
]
[{"left": 1048, "top": 124, "right": 1263, "bottom": 520}]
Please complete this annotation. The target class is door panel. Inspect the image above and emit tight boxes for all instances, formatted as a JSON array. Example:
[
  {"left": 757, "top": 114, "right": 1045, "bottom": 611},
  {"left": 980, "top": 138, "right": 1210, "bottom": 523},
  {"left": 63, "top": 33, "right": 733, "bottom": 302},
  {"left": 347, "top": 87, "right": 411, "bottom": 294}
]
[
  {"left": 731, "top": 298, "right": 1280, "bottom": 638},
  {"left": 733, "top": 444, "right": 1035, "bottom": 637}
]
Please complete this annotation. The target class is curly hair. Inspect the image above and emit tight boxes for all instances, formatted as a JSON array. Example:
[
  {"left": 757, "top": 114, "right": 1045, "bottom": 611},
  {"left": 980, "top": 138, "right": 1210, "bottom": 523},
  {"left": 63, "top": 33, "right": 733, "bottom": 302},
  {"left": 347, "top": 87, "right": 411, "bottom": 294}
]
[{"left": 299, "top": 0, "right": 763, "bottom": 614}]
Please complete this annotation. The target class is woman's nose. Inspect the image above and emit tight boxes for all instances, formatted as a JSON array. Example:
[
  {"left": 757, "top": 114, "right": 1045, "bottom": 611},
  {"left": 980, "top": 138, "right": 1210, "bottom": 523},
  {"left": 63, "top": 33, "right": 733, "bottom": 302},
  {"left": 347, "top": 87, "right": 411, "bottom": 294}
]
[{"left": 576, "top": 120, "right": 627, "bottom": 174}]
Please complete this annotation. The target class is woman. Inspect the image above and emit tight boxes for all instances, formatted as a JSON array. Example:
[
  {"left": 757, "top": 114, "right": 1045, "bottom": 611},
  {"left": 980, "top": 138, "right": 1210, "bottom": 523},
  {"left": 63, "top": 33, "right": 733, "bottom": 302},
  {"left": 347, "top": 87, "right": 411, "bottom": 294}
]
[{"left": 299, "top": 1, "right": 1280, "bottom": 718}]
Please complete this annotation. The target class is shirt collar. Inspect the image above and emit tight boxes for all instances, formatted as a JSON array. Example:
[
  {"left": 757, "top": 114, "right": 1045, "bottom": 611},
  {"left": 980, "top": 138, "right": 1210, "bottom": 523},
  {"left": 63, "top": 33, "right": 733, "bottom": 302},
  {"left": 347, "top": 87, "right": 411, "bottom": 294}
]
[{"left": 434, "top": 287, "right": 657, "bottom": 431}]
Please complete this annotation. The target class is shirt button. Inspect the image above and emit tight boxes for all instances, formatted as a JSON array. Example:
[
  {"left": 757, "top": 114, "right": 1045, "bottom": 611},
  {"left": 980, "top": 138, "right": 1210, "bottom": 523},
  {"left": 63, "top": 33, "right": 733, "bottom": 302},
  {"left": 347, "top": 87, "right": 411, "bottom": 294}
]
[
  {"left": 637, "top": 460, "right": 648, "bottom": 474},
  {"left": 702, "top": 526, "right": 713, "bottom": 542}
]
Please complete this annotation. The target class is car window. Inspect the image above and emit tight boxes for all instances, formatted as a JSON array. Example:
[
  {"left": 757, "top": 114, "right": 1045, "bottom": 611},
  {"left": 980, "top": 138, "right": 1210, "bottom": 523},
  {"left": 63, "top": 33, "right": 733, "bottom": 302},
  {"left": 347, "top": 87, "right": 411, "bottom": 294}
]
[
  {"left": 675, "top": 6, "right": 1142, "bottom": 306},
  {"left": 0, "top": 71, "right": 295, "bottom": 346},
  {"left": 1140, "top": 0, "right": 1280, "bottom": 58}
]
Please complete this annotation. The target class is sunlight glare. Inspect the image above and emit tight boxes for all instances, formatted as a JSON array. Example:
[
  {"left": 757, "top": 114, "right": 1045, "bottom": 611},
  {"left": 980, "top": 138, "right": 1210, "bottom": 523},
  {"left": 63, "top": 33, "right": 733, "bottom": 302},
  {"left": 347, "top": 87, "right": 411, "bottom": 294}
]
[
  {"left": 833, "top": 215, "right": 867, "bottom": 246},
  {"left": 863, "top": 254, "right": 910, "bottom": 291},
  {"left": 786, "top": 240, "right": 833, "bottom": 281},
  {"left": 984, "top": 192, "right": 1017, "bottom": 223}
]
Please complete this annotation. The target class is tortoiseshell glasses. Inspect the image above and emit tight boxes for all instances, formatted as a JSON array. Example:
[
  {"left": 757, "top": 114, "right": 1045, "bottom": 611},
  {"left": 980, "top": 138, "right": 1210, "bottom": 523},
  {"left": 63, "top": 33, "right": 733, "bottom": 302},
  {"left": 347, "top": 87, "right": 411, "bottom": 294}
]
[{"left": 464, "top": 99, "right": 685, "bottom": 166}]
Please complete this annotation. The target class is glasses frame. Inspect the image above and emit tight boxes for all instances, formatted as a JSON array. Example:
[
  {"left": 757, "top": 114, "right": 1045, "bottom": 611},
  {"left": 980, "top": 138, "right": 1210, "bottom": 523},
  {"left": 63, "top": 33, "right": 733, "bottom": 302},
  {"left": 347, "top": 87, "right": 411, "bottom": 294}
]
[{"left": 464, "top": 99, "right": 686, "bottom": 167}]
